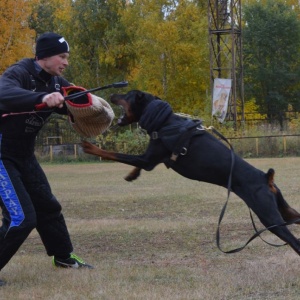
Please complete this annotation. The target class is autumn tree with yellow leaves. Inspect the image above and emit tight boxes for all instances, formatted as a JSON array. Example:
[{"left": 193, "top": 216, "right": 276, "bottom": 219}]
[
  {"left": 3, "top": 0, "right": 300, "bottom": 128},
  {"left": 0, "top": 0, "right": 37, "bottom": 73}
]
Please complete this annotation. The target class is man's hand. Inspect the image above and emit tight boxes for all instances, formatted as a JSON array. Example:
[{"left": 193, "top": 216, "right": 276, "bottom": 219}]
[{"left": 42, "top": 92, "right": 64, "bottom": 108}]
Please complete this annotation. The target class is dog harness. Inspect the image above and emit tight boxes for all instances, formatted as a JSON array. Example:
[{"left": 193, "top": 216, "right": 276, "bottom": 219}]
[
  {"left": 138, "top": 100, "right": 206, "bottom": 166},
  {"left": 151, "top": 118, "right": 205, "bottom": 167}
]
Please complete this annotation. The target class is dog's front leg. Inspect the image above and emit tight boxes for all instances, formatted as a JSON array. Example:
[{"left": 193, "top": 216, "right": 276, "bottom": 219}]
[
  {"left": 81, "top": 140, "right": 166, "bottom": 171},
  {"left": 81, "top": 140, "right": 120, "bottom": 161},
  {"left": 124, "top": 167, "right": 142, "bottom": 181}
]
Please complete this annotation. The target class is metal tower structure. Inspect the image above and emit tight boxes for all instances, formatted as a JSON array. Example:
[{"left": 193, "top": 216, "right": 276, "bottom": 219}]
[{"left": 208, "top": 0, "right": 244, "bottom": 126}]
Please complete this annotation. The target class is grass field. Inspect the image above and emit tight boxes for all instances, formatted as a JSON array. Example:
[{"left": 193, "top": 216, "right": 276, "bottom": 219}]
[{"left": 2, "top": 158, "right": 300, "bottom": 299}]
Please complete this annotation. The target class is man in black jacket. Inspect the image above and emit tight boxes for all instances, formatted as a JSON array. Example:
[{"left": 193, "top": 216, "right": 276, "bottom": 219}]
[{"left": 0, "top": 32, "right": 93, "bottom": 286}]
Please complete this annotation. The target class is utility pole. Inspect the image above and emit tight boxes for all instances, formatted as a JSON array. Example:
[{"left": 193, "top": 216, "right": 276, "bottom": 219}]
[{"left": 208, "top": 0, "right": 244, "bottom": 127}]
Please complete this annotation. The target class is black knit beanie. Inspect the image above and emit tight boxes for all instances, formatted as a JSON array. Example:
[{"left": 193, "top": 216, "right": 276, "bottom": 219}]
[{"left": 35, "top": 32, "right": 69, "bottom": 59}]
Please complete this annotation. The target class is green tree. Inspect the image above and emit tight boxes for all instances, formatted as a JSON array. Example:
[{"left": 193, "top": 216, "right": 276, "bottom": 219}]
[
  {"left": 29, "top": 0, "right": 57, "bottom": 35},
  {"left": 29, "top": 0, "right": 210, "bottom": 117},
  {"left": 243, "top": 0, "right": 300, "bottom": 126},
  {"left": 58, "top": 0, "right": 129, "bottom": 89},
  {"left": 120, "top": 0, "right": 209, "bottom": 115}
]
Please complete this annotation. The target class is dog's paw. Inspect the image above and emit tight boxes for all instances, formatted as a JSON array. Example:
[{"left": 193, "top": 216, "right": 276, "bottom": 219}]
[
  {"left": 124, "top": 168, "right": 141, "bottom": 182},
  {"left": 124, "top": 175, "right": 135, "bottom": 182}
]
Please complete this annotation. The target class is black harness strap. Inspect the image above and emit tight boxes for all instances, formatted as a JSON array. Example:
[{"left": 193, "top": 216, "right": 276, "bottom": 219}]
[
  {"left": 54, "top": 77, "right": 60, "bottom": 91},
  {"left": 169, "top": 121, "right": 204, "bottom": 165},
  {"left": 150, "top": 120, "right": 205, "bottom": 168},
  {"left": 30, "top": 75, "right": 36, "bottom": 91},
  {"left": 29, "top": 75, "right": 60, "bottom": 92}
]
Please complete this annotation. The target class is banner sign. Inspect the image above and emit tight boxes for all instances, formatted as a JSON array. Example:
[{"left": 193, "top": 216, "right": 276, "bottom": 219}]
[{"left": 212, "top": 78, "right": 232, "bottom": 123}]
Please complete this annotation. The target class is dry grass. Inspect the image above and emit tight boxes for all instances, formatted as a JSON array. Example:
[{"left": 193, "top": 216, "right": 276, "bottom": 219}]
[{"left": 2, "top": 158, "right": 300, "bottom": 299}]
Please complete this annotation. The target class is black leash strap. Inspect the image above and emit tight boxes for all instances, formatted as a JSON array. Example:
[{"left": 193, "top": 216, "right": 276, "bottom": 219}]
[
  {"left": 221, "top": 216, "right": 300, "bottom": 254},
  {"left": 35, "top": 81, "right": 128, "bottom": 110},
  {"left": 204, "top": 127, "right": 236, "bottom": 253},
  {"left": 248, "top": 209, "right": 287, "bottom": 247}
]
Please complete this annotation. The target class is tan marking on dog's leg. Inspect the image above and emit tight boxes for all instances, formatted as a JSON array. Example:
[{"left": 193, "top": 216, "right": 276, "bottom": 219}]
[
  {"left": 267, "top": 168, "right": 277, "bottom": 194},
  {"left": 279, "top": 207, "right": 300, "bottom": 225}
]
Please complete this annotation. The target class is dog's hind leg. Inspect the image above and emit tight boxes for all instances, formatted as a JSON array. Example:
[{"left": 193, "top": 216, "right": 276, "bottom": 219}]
[
  {"left": 267, "top": 225, "right": 300, "bottom": 255},
  {"left": 234, "top": 184, "right": 300, "bottom": 255},
  {"left": 266, "top": 168, "right": 300, "bottom": 224},
  {"left": 251, "top": 186, "right": 300, "bottom": 255},
  {"left": 275, "top": 188, "right": 300, "bottom": 225}
]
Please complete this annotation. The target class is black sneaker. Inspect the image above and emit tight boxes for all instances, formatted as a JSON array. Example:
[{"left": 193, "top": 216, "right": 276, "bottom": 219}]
[
  {"left": 52, "top": 254, "right": 94, "bottom": 269},
  {"left": 0, "top": 279, "right": 6, "bottom": 286}
]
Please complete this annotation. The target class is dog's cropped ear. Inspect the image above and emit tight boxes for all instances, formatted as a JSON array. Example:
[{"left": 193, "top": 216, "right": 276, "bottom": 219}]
[
  {"left": 135, "top": 90, "right": 158, "bottom": 104},
  {"left": 135, "top": 90, "right": 145, "bottom": 103}
]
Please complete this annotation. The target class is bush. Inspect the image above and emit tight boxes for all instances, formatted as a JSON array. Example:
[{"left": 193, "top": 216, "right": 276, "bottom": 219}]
[{"left": 102, "top": 128, "right": 149, "bottom": 154}]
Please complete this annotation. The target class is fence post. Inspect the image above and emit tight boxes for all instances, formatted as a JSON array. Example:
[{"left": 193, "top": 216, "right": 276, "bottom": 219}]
[
  {"left": 74, "top": 144, "right": 77, "bottom": 159},
  {"left": 98, "top": 144, "right": 102, "bottom": 161},
  {"left": 283, "top": 136, "right": 286, "bottom": 154},
  {"left": 256, "top": 138, "right": 259, "bottom": 156},
  {"left": 50, "top": 145, "right": 53, "bottom": 162}
]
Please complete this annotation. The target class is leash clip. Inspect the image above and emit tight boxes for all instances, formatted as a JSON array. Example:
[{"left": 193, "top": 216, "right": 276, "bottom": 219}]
[
  {"left": 180, "top": 147, "right": 187, "bottom": 156},
  {"left": 55, "top": 83, "right": 61, "bottom": 91}
]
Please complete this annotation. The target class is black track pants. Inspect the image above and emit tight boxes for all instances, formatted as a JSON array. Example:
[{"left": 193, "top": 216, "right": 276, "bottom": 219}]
[{"left": 0, "top": 155, "right": 73, "bottom": 270}]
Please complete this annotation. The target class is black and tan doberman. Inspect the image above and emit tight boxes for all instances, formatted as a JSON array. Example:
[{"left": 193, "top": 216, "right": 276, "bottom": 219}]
[{"left": 82, "top": 90, "right": 300, "bottom": 256}]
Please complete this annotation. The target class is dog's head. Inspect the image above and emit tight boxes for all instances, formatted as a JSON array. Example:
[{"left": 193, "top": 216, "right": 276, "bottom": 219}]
[{"left": 110, "top": 90, "right": 160, "bottom": 126}]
